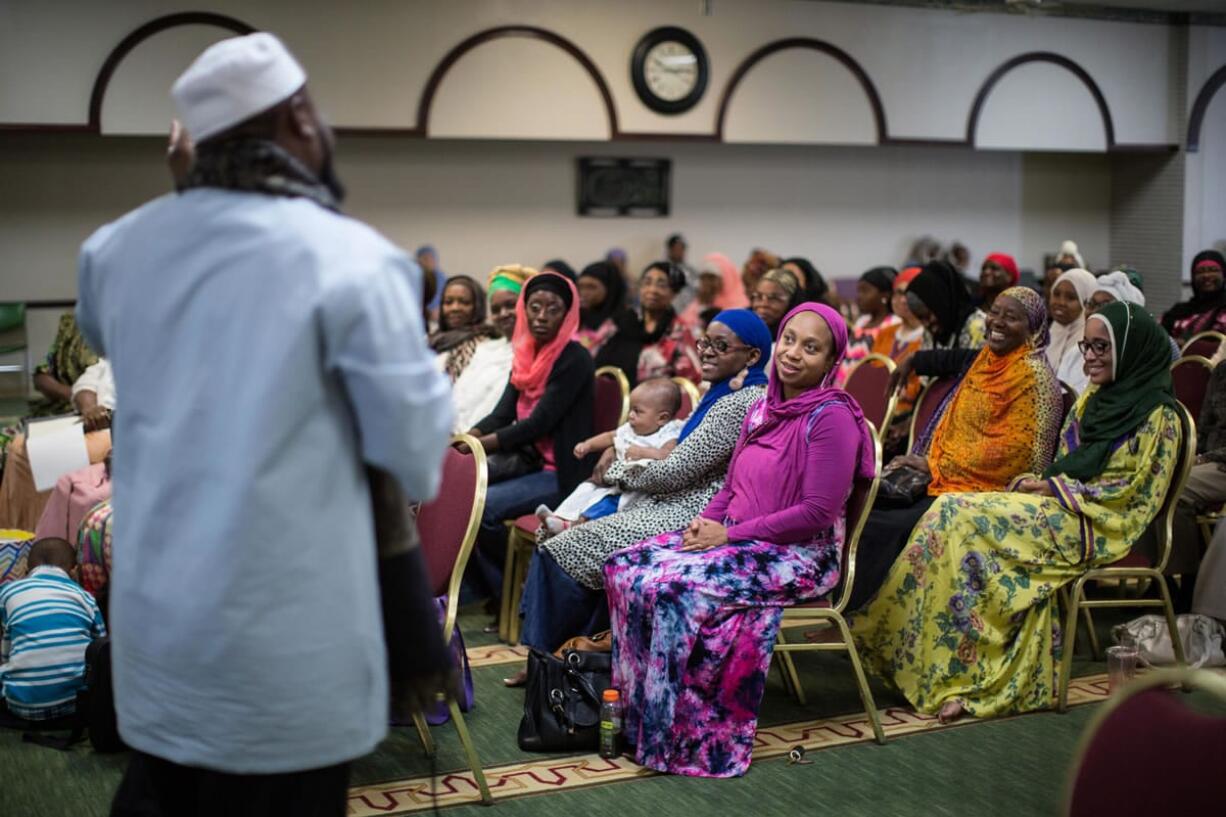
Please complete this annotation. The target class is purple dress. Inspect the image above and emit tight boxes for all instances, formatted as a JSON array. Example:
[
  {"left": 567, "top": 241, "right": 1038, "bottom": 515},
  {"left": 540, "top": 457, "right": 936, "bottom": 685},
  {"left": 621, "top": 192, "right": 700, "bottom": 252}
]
[{"left": 604, "top": 305, "right": 875, "bottom": 778}]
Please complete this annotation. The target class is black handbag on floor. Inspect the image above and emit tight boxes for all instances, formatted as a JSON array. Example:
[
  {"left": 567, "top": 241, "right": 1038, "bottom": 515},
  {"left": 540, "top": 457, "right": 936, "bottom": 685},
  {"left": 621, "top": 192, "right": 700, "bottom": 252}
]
[{"left": 517, "top": 648, "right": 612, "bottom": 752}]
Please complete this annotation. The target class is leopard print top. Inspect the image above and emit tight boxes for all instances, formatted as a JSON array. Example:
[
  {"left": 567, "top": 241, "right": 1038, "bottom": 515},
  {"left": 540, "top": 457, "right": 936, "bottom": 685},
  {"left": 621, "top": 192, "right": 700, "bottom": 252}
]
[{"left": 540, "top": 385, "right": 764, "bottom": 589}]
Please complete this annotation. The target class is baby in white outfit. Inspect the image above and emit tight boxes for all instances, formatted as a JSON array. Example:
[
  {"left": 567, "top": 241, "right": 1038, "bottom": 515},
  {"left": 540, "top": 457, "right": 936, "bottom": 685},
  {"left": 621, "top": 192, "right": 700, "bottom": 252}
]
[{"left": 537, "top": 378, "right": 684, "bottom": 535}]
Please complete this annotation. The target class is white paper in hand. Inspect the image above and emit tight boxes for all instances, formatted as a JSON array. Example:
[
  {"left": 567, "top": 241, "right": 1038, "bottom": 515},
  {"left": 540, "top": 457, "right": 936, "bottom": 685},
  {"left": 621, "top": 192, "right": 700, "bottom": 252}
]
[{"left": 26, "top": 416, "right": 90, "bottom": 491}]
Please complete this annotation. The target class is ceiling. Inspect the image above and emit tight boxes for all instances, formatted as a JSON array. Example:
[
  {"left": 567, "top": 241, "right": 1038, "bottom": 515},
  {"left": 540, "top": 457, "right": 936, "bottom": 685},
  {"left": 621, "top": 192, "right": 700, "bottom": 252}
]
[{"left": 1056, "top": 0, "right": 1226, "bottom": 12}]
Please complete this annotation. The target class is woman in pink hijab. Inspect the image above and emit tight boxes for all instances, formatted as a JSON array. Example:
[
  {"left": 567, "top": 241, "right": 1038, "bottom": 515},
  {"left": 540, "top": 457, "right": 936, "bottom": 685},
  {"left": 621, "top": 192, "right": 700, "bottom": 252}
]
[
  {"left": 604, "top": 302, "right": 876, "bottom": 778},
  {"left": 679, "top": 252, "right": 749, "bottom": 330}
]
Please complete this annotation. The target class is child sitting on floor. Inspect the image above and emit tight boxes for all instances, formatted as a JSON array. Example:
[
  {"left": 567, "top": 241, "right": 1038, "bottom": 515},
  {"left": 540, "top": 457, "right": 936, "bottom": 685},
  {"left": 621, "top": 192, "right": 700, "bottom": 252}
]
[
  {"left": 0, "top": 538, "right": 106, "bottom": 723},
  {"left": 537, "top": 378, "right": 684, "bottom": 535}
]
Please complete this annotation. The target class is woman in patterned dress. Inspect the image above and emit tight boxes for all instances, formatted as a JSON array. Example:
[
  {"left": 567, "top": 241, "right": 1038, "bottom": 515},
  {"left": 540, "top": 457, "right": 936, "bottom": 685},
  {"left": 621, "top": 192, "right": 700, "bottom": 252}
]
[
  {"left": 603, "top": 302, "right": 876, "bottom": 778},
  {"left": 513, "top": 310, "right": 773, "bottom": 672},
  {"left": 849, "top": 287, "right": 1063, "bottom": 610},
  {"left": 852, "top": 301, "right": 1181, "bottom": 722}
]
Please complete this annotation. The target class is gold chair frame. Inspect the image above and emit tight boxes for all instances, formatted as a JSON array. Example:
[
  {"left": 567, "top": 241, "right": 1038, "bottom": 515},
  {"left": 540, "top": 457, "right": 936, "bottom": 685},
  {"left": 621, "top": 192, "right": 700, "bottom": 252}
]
[
  {"left": 1062, "top": 667, "right": 1226, "bottom": 816},
  {"left": 413, "top": 433, "right": 493, "bottom": 805},
  {"left": 594, "top": 365, "right": 631, "bottom": 428},
  {"left": 498, "top": 368, "right": 631, "bottom": 644},
  {"left": 773, "top": 421, "right": 886, "bottom": 744},
  {"left": 672, "top": 376, "right": 702, "bottom": 418},
  {"left": 1178, "top": 330, "right": 1226, "bottom": 357},
  {"left": 843, "top": 354, "right": 898, "bottom": 441},
  {"left": 905, "top": 376, "right": 945, "bottom": 455},
  {"left": 1056, "top": 404, "right": 1196, "bottom": 713}
]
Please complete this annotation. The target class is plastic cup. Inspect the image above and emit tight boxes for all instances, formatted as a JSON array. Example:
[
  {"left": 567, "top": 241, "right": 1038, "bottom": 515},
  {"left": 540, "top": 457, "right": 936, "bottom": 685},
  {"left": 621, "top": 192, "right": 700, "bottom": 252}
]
[{"left": 1106, "top": 645, "right": 1139, "bottom": 693}]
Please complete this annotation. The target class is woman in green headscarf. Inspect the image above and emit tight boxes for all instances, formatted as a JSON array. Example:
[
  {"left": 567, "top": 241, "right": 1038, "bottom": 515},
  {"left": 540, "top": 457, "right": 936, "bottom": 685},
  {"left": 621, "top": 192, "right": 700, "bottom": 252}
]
[
  {"left": 853, "top": 301, "right": 1182, "bottom": 723},
  {"left": 450, "top": 265, "right": 535, "bottom": 432}
]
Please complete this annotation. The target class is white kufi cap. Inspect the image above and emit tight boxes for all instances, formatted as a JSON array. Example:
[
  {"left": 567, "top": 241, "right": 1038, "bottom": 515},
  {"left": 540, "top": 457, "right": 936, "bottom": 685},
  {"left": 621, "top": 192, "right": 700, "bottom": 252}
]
[{"left": 171, "top": 32, "right": 306, "bottom": 142}]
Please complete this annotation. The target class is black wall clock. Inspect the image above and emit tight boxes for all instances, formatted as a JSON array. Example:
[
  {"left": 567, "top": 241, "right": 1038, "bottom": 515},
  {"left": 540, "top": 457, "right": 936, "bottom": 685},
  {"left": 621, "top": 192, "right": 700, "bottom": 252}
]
[{"left": 631, "top": 26, "right": 709, "bottom": 115}]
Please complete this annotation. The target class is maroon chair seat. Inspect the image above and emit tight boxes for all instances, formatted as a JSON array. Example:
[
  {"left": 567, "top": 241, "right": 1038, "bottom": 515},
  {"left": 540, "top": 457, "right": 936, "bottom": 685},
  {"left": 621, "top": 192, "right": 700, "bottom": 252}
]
[
  {"left": 1180, "top": 331, "right": 1225, "bottom": 359},
  {"left": 417, "top": 445, "right": 481, "bottom": 595},
  {"left": 844, "top": 355, "right": 895, "bottom": 431},
  {"left": 907, "top": 375, "right": 958, "bottom": 453},
  {"left": 1171, "top": 357, "right": 1213, "bottom": 421},
  {"left": 1068, "top": 678, "right": 1226, "bottom": 816},
  {"left": 594, "top": 367, "right": 629, "bottom": 435}
]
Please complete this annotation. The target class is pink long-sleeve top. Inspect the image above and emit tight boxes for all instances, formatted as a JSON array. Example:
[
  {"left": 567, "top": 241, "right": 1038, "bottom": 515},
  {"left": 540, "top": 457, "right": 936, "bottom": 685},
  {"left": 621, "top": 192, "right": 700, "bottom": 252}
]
[{"left": 701, "top": 398, "right": 860, "bottom": 544}]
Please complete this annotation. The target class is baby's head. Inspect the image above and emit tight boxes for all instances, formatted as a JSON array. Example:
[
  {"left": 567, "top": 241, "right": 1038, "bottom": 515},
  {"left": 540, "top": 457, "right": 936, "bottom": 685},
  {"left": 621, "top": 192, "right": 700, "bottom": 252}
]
[
  {"left": 27, "top": 537, "right": 78, "bottom": 578},
  {"left": 628, "top": 378, "right": 682, "bottom": 436}
]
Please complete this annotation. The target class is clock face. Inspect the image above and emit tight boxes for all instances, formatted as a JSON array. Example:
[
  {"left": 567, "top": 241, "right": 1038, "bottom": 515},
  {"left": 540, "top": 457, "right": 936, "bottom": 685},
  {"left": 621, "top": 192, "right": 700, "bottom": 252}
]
[{"left": 644, "top": 40, "right": 699, "bottom": 102}]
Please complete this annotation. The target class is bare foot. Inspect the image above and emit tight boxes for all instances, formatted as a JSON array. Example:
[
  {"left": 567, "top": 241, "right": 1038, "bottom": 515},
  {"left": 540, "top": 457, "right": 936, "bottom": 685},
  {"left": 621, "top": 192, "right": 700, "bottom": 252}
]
[
  {"left": 938, "top": 700, "right": 966, "bottom": 724},
  {"left": 503, "top": 668, "right": 528, "bottom": 688}
]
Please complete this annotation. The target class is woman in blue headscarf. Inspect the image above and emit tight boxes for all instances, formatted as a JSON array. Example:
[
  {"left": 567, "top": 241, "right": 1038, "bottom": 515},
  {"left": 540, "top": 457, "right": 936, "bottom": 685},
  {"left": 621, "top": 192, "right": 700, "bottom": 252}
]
[{"left": 509, "top": 309, "right": 772, "bottom": 682}]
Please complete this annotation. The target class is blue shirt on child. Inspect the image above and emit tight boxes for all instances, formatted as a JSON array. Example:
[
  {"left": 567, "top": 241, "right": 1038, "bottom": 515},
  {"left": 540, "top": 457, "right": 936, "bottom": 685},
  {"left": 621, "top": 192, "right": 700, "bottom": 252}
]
[{"left": 0, "top": 565, "right": 106, "bottom": 720}]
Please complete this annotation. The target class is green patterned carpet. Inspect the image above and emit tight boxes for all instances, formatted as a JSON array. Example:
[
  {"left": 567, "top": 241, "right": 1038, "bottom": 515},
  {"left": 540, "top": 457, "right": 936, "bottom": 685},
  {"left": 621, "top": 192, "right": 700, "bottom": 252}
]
[{"left": 0, "top": 606, "right": 1178, "bottom": 817}]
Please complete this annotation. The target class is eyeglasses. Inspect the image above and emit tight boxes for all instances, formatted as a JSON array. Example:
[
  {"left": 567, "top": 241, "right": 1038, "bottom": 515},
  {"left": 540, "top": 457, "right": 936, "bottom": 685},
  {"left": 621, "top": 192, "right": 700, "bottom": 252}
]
[
  {"left": 1077, "top": 339, "right": 1112, "bottom": 358},
  {"left": 750, "top": 292, "right": 789, "bottom": 305},
  {"left": 696, "top": 336, "right": 751, "bottom": 355}
]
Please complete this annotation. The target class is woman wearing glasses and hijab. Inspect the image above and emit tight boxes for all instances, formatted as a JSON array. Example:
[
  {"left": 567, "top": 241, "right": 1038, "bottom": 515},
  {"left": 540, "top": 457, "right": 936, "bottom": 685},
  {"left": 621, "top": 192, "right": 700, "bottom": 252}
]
[{"left": 853, "top": 301, "right": 1182, "bottom": 724}]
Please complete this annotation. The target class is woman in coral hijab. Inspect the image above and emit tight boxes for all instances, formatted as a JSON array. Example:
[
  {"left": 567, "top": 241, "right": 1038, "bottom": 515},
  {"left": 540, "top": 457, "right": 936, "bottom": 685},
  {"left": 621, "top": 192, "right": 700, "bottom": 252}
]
[{"left": 467, "top": 272, "right": 595, "bottom": 606}]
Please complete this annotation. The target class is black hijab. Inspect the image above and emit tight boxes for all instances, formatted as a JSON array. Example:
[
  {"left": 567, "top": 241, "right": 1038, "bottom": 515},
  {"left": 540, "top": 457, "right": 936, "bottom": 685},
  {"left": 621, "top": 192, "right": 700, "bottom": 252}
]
[
  {"left": 907, "top": 260, "right": 975, "bottom": 347},
  {"left": 577, "top": 261, "right": 628, "bottom": 331},
  {"left": 541, "top": 259, "right": 577, "bottom": 282},
  {"left": 1162, "top": 250, "right": 1226, "bottom": 335},
  {"left": 429, "top": 275, "right": 495, "bottom": 353},
  {"left": 783, "top": 256, "right": 829, "bottom": 301},
  {"left": 594, "top": 262, "right": 684, "bottom": 386}
]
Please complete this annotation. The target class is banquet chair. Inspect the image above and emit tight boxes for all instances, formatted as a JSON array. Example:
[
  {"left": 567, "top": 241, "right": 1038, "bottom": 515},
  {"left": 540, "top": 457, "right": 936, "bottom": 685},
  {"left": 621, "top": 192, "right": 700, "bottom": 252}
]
[
  {"left": 905, "top": 375, "right": 958, "bottom": 455},
  {"left": 499, "top": 367, "right": 631, "bottom": 643},
  {"left": 843, "top": 354, "right": 897, "bottom": 437},
  {"left": 1056, "top": 403, "right": 1195, "bottom": 712},
  {"left": 413, "top": 434, "right": 492, "bottom": 805},
  {"left": 1064, "top": 668, "right": 1226, "bottom": 817},
  {"left": 672, "top": 376, "right": 701, "bottom": 420},
  {"left": 1171, "top": 356, "right": 1213, "bottom": 422},
  {"left": 774, "top": 421, "right": 886, "bottom": 744},
  {"left": 1179, "top": 330, "right": 1225, "bottom": 360}
]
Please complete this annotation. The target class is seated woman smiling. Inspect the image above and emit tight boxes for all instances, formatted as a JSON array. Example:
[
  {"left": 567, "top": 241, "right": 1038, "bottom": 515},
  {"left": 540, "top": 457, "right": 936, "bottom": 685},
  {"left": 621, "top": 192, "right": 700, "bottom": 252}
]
[
  {"left": 849, "top": 287, "right": 1062, "bottom": 611},
  {"left": 604, "top": 303, "right": 877, "bottom": 778},
  {"left": 853, "top": 301, "right": 1182, "bottom": 723}
]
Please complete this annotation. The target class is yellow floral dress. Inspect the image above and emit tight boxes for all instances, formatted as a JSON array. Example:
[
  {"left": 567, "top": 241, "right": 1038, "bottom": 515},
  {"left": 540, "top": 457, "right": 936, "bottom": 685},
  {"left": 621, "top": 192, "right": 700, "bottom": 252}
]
[{"left": 851, "top": 395, "right": 1180, "bottom": 718}]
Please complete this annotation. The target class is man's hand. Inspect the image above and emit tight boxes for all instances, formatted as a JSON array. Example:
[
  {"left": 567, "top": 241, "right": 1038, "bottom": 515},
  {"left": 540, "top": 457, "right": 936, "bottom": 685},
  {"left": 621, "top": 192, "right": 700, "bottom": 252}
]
[{"left": 390, "top": 666, "right": 462, "bottom": 722}]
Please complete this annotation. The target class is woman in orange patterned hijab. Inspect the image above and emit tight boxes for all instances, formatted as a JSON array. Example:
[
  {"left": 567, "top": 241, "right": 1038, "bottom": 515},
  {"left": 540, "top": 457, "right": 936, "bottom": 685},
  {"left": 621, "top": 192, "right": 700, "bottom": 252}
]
[
  {"left": 849, "top": 286, "right": 1063, "bottom": 611},
  {"left": 926, "top": 286, "right": 1063, "bottom": 493}
]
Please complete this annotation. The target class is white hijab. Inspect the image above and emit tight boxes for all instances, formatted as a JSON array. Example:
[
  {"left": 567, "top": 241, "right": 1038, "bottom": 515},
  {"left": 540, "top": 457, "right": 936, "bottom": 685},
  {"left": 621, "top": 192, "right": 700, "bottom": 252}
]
[{"left": 1046, "top": 268, "right": 1098, "bottom": 373}]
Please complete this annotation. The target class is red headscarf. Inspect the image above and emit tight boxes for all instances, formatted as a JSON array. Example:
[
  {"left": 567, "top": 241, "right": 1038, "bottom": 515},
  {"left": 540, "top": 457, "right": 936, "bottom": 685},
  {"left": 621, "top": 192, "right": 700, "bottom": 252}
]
[
  {"left": 895, "top": 265, "right": 923, "bottom": 290},
  {"left": 510, "top": 271, "right": 580, "bottom": 418},
  {"left": 984, "top": 252, "right": 1019, "bottom": 286}
]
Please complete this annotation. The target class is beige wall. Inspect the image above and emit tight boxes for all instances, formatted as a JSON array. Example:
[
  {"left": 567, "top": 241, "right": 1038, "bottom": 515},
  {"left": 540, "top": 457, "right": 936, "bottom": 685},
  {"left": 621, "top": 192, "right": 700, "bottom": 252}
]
[
  {"left": 0, "top": 132, "right": 1109, "bottom": 309},
  {"left": 0, "top": 0, "right": 1180, "bottom": 149}
]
